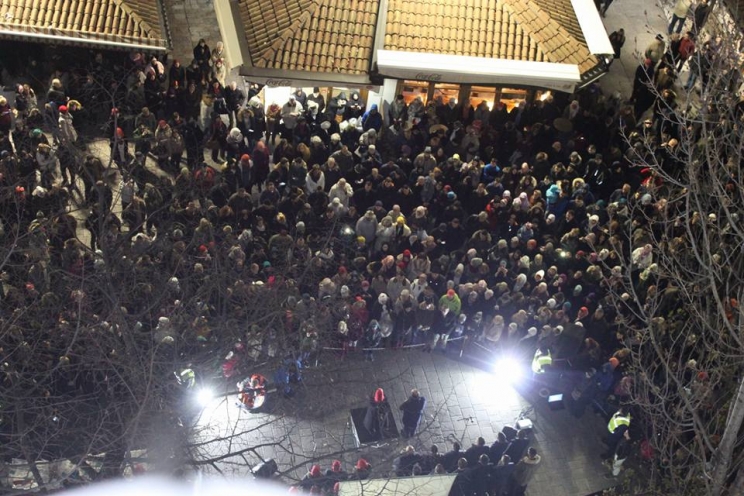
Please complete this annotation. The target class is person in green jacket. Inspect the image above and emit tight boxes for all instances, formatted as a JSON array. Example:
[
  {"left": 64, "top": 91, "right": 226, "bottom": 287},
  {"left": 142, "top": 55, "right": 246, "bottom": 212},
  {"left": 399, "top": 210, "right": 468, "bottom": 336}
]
[{"left": 439, "top": 289, "right": 461, "bottom": 316}]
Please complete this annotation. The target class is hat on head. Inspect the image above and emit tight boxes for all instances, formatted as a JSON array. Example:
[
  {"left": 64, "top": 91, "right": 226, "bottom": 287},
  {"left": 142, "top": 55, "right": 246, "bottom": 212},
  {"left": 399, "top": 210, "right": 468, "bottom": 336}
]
[
  {"left": 331, "top": 460, "right": 342, "bottom": 471},
  {"left": 240, "top": 154, "right": 250, "bottom": 162},
  {"left": 58, "top": 105, "right": 68, "bottom": 113},
  {"left": 609, "top": 357, "right": 620, "bottom": 369},
  {"left": 356, "top": 458, "right": 370, "bottom": 470}
]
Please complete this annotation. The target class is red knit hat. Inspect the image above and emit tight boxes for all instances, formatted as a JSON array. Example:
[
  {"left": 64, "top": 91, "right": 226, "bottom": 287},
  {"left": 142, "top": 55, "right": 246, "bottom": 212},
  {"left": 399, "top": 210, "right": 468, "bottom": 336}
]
[
  {"left": 374, "top": 388, "right": 385, "bottom": 403},
  {"left": 331, "top": 460, "right": 341, "bottom": 471},
  {"left": 58, "top": 105, "right": 68, "bottom": 113},
  {"left": 240, "top": 154, "right": 251, "bottom": 162},
  {"left": 310, "top": 465, "right": 321, "bottom": 477},
  {"left": 355, "top": 458, "right": 370, "bottom": 470}
]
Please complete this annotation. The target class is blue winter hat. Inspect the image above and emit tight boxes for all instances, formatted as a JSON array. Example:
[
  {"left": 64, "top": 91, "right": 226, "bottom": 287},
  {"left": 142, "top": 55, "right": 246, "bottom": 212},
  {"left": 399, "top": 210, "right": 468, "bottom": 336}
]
[{"left": 447, "top": 191, "right": 456, "bottom": 200}]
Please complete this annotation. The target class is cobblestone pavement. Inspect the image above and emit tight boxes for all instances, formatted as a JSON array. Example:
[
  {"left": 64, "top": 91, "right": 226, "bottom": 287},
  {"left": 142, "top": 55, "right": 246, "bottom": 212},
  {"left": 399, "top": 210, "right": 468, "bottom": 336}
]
[
  {"left": 164, "top": 0, "right": 223, "bottom": 66},
  {"left": 195, "top": 348, "right": 612, "bottom": 495}
]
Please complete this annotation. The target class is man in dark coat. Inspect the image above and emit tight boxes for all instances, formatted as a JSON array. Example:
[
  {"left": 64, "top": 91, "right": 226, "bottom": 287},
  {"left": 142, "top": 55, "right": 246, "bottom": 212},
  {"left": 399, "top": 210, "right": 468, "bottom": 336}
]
[
  {"left": 631, "top": 59, "right": 656, "bottom": 120},
  {"left": 399, "top": 388, "right": 426, "bottom": 437},
  {"left": 449, "top": 458, "right": 474, "bottom": 496},
  {"left": 465, "top": 437, "right": 490, "bottom": 467},
  {"left": 443, "top": 441, "right": 465, "bottom": 472}
]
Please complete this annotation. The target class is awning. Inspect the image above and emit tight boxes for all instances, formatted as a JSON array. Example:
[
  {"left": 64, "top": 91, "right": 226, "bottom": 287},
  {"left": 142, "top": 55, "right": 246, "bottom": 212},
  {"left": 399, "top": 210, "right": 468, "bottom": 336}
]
[
  {"left": 376, "top": 50, "right": 581, "bottom": 93},
  {"left": 0, "top": 29, "right": 168, "bottom": 52},
  {"left": 338, "top": 475, "right": 456, "bottom": 496},
  {"left": 240, "top": 71, "right": 379, "bottom": 92},
  {"left": 570, "top": 0, "right": 615, "bottom": 55}
]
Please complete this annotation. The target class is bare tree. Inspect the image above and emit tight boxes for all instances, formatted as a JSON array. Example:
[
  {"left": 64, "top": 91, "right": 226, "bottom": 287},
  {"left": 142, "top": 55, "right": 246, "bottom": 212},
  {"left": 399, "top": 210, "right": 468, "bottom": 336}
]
[{"left": 605, "top": 31, "right": 744, "bottom": 495}]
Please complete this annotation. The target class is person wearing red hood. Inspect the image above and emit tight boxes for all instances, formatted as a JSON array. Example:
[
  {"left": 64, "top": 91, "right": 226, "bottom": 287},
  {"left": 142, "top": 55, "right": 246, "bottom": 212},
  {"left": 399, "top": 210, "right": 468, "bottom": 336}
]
[
  {"left": 110, "top": 127, "right": 131, "bottom": 167},
  {"left": 363, "top": 387, "right": 392, "bottom": 439},
  {"left": 324, "top": 460, "right": 347, "bottom": 491},
  {"left": 350, "top": 458, "right": 371, "bottom": 480},
  {"left": 299, "top": 464, "right": 325, "bottom": 492}
]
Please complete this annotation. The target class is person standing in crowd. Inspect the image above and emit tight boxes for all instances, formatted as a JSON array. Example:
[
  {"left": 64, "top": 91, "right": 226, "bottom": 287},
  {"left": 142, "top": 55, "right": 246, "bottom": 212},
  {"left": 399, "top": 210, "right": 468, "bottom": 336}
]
[
  {"left": 608, "top": 29, "right": 626, "bottom": 65},
  {"left": 193, "top": 39, "right": 211, "bottom": 81},
  {"left": 669, "top": 0, "right": 693, "bottom": 34},
  {"left": 509, "top": 448, "right": 541, "bottom": 496},
  {"left": 692, "top": 0, "right": 710, "bottom": 35},
  {"left": 281, "top": 95, "right": 303, "bottom": 143}
]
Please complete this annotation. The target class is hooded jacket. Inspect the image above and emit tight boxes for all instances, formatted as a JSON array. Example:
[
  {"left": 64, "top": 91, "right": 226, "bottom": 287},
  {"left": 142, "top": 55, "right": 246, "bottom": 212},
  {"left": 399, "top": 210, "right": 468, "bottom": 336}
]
[{"left": 362, "top": 104, "right": 383, "bottom": 132}]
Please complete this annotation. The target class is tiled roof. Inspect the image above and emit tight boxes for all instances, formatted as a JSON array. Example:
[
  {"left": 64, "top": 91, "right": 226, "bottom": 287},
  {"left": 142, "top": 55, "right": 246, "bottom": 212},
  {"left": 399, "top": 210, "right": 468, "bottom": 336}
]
[
  {"left": 530, "top": 0, "right": 586, "bottom": 43},
  {"left": 0, "top": 0, "right": 167, "bottom": 49},
  {"left": 384, "top": 0, "right": 598, "bottom": 74},
  {"left": 237, "top": 0, "right": 379, "bottom": 75}
]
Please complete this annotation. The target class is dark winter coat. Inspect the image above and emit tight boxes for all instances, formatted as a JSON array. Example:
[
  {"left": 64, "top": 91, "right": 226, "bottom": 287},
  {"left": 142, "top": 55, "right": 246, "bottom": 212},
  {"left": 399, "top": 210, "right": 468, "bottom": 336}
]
[{"left": 399, "top": 394, "right": 426, "bottom": 431}]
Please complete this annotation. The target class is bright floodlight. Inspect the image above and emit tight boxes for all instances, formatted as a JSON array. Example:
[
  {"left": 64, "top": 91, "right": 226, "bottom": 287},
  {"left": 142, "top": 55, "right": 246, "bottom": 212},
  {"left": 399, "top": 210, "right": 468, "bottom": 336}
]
[
  {"left": 196, "top": 387, "right": 213, "bottom": 407},
  {"left": 493, "top": 356, "right": 524, "bottom": 385}
]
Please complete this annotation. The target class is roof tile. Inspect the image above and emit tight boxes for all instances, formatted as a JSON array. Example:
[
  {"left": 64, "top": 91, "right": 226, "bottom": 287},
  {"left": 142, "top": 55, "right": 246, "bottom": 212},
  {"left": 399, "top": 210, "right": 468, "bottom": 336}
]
[
  {"left": 0, "top": 0, "right": 166, "bottom": 48},
  {"left": 384, "top": 0, "right": 597, "bottom": 73},
  {"left": 237, "top": 0, "right": 379, "bottom": 73}
]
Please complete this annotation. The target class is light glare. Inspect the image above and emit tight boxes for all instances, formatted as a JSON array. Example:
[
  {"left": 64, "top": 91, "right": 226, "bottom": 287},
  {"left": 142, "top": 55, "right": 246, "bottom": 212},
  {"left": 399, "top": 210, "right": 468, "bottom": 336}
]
[
  {"left": 494, "top": 356, "right": 524, "bottom": 384},
  {"left": 196, "top": 388, "right": 213, "bottom": 407}
]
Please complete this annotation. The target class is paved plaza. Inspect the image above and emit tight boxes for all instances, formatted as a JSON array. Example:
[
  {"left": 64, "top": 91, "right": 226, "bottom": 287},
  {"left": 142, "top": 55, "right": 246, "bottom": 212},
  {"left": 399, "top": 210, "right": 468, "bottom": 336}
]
[{"left": 196, "top": 348, "right": 611, "bottom": 495}]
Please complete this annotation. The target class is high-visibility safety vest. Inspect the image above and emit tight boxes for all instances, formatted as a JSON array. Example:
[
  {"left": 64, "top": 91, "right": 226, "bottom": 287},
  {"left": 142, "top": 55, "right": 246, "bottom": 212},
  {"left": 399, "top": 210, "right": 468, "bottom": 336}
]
[
  {"left": 531, "top": 349, "right": 552, "bottom": 374},
  {"left": 180, "top": 368, "right": 196, "bottom": 388},
  {"left": 608, "top": 411, "right": 631, "bottom": 433}
]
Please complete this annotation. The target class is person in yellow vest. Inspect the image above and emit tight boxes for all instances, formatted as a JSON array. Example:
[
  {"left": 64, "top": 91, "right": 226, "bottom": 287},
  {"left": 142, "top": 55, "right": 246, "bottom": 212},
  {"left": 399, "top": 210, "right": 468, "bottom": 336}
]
[
  {"left": 602, "top": 406, "right": 631, "bottom": 459},
  {"left": 531, "top": 345, "right": 552, "bottom": 375}
]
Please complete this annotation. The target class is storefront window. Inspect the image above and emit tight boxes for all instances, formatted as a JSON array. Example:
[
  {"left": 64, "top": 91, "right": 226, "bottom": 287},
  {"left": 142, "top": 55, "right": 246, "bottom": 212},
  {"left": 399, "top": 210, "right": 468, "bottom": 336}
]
[
  {"left": 469, "top": 86, "right": 496, "bottom": 111},
  {"left": 499, "top": 88, "right": 528, "bottom": 112},
  {"left": 400, "top": 80, "right": 429, "bottom": 105},
  {"left": 432, "top": 83, "right": 460, "bottom": 105}
]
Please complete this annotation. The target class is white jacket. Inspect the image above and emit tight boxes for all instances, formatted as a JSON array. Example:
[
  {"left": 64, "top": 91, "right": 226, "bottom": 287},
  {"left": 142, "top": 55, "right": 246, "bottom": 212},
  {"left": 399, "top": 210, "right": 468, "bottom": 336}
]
[
  {"left": 306, "top": 171, "right": 325, "bottom": 193},
  {"left": 329, "top": 181, "right": 353, "bottom": 207},
  {"left": 58, "top": 113, "right": 77, "bottom": 144}
]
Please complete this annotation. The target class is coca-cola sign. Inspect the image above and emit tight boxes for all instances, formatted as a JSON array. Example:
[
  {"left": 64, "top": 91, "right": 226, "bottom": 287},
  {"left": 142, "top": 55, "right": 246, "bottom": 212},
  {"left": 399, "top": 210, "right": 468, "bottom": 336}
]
[
  {"left": 265, "top": 79, "right": 292, "bottom": 87},
  {"left": 414, "top": 72, "right": 443, "bottom": 82}
]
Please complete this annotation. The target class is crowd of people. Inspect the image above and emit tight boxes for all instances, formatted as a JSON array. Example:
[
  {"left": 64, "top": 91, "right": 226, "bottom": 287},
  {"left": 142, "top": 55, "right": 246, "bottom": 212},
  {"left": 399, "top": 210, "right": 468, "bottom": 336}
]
[{"left": 0, "top": 14, "right": 737, "bottom": 491}]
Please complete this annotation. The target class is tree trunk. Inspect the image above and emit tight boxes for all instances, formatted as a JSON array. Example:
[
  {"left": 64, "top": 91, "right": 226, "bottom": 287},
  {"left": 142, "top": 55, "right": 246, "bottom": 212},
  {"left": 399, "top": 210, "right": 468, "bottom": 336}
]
[
  {"left": 17, "top": 405, "right": 45, "bottom": 489},
  {"left": 710, "top": 374, "right": 744, "bottom": 494}
]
